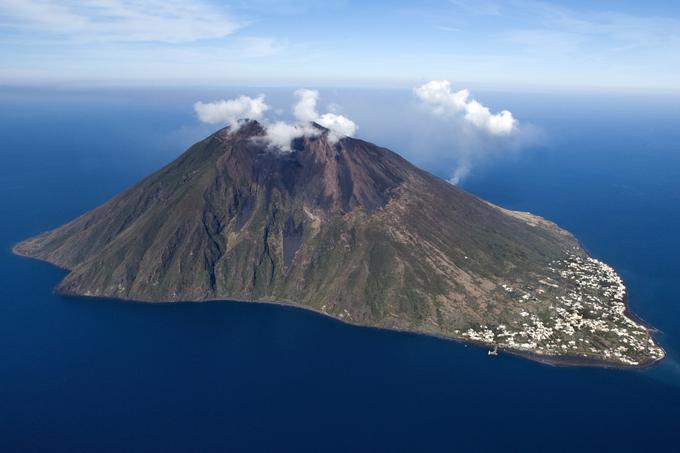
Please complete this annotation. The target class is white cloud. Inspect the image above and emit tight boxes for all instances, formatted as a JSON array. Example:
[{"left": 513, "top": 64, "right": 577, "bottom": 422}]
[
  {"left": 293, "top": 88, "right": 320, "bottom": 122},
  {"left": 292, "top": 88, "right": 358, "bottom": 142},
  {"left": 263, "top": 121, "right": 317, "bottom": 151},
  {"left": 194, "top": 95, "right": 269, "bottom": 126},
  {"left": 194, "top": 88, "right": 358, "bottom": 150},
  {"left": 317, "top": 113, "right": 357, "bottom": 142},
  {"left": 414, "top": 80, "right": 517, "bottom": 135},
  {"left": 256, "top": 89, "right": 321, "bottom": 150},
  {"left": 0, "top": 0, "right": 242, "bottom": 43},
  {"left": 464, "top": 100, "right": 517, "bottom": 136},
  {"left": 413, "top": 80, "right": 527, "bottom": 185}
]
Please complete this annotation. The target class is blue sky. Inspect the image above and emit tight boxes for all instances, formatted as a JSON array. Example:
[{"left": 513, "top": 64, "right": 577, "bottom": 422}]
[{"left": 1, "top": 0, "right": 679, "bottom": 91}]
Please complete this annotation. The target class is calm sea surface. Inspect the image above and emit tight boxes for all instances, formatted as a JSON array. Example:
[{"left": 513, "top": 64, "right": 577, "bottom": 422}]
[{"left": 1, "top": 87, "right": 679, "bottom": 452}]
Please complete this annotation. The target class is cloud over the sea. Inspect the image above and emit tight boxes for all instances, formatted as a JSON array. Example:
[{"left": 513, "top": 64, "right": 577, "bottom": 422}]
[
  {"left": 413, "top": 80, "right": 526, "bottom": 184},
  {"left": 414, "top": 80, "right": 517, "bottom": 135},
  {"left": 194, "top": 89, "right": 358, "bottom": 151}
]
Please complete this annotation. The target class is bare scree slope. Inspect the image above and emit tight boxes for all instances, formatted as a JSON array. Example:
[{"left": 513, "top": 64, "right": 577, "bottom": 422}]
[{"left": 14, "top": 121, "right": 664, "bottom": 367}]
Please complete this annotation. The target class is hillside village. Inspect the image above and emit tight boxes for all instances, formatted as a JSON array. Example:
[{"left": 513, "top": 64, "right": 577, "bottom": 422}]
[{"left": 459, "top": 254, "right": 664, "bottom": 366}]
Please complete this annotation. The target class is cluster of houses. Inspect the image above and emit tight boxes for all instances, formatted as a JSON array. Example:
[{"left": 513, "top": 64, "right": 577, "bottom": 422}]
[{"left": 459, "top": 254, "right": 664, "bottom": 366}]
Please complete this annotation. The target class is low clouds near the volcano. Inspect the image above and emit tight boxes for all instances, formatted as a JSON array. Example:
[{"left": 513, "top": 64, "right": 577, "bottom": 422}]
[
  {"left": 194, "top": 89, "right": 358, "bottom": 151},
  {"left": 291, "top": 89, "right": 358, "bottom": 141},
  {"left": 192, "top": 85, "right": 532, "bottom": 183},
  {"left": 194, "top": 95, "right": 268, "bottom": 126}
]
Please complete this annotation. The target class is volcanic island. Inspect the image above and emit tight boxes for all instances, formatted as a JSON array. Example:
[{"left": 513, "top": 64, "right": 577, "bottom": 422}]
[{"left": 14, "top": 121, "right": 665, "bottom": 368}]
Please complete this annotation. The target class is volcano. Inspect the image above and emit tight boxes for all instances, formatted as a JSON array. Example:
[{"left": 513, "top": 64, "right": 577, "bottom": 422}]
[{"left": 14, "top": 120, "right": 664, "bottom": 367}]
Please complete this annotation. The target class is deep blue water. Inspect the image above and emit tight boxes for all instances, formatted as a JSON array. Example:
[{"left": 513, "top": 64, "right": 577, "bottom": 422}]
[{"left": 1, "top": 87, "right": 679, "bottom": 452}]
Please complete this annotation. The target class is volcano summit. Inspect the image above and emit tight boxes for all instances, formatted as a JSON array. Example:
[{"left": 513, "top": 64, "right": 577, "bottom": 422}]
[{"left": 14, "top": 121, "right": 664, "bottom": 367}]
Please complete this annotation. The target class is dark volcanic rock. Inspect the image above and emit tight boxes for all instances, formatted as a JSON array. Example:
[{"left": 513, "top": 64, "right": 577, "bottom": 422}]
[{"left": 14, "top": 121, "right": 664, "bottom": 367}]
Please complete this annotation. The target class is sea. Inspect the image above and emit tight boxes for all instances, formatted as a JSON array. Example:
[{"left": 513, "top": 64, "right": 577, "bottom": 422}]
[{"left": 1, "top": 86, "right": 679, "bottom": 452}]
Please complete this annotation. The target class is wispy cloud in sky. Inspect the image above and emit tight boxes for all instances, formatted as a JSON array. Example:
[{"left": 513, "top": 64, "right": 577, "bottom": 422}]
[
  {"left": 445, "top": 0, "right": 680, "bottom": 56},
  {"left": 0, "top": 0, "right": 243, "bottom": 43},
  {"left": 0, "top": 0, "right": 678, "bottom": 90},
  {"left": 405, "top": 0, "right": 680, "bottom": 91}
]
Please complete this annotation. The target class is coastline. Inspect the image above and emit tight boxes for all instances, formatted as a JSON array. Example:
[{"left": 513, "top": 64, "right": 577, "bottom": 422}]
[
  {"left": 576, "top": 239, "right": 662, "bottom": 334},
  {"left": 10, "top": 242, "right": 666, "bottom": 371}
]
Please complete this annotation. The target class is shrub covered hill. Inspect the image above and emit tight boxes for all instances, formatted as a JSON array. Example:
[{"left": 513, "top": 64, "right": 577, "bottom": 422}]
[{"left": 15, "top": 120, "right": 664, "bottom": 367}]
